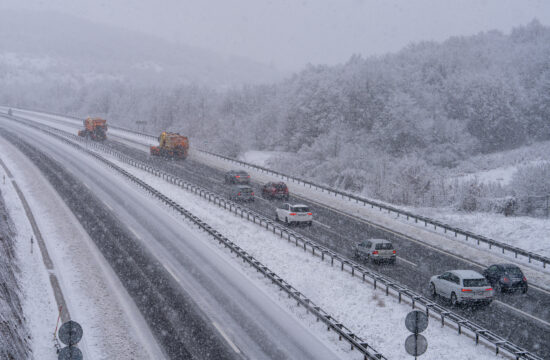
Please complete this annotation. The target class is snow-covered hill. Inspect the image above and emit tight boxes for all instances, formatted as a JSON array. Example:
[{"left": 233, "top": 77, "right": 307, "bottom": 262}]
[{"left": 0, "top": 10, "right": 283, "bottom": 87}]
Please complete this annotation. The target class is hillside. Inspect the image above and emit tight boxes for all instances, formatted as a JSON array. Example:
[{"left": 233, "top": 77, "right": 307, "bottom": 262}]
[{"left": 0, "top": 10, "right": 282, "bottom": 88}]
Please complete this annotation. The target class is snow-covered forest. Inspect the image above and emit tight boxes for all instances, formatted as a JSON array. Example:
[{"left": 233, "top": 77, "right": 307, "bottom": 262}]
[{"left": 2, "top": 19, "right": 549, "bottom": 215}]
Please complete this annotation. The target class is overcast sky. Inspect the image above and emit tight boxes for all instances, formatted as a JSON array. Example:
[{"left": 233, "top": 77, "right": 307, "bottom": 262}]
[{"left": 2, "top": 0, "right": 550, "bottom": 71}]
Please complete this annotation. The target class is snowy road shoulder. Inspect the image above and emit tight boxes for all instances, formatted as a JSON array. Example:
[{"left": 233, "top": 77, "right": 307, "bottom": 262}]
[{"left": 0, "top": 136, "right": 164, "bottom": 360}]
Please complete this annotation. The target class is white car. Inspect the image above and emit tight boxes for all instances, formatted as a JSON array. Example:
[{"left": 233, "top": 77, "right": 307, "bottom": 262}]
[
  {"left": 429, "top": 270, "right": 494, "bottom": 306},
  {"left": 275, "top": 203, "right": 312, "bottom": 226}
]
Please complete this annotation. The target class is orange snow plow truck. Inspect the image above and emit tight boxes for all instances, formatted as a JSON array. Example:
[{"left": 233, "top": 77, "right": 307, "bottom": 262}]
[
  {"left": 78, "top": 117, "right": 107, "bottom": 141},
  {"left": 150, "top": 132, "right": 189, "bottom": 159}
]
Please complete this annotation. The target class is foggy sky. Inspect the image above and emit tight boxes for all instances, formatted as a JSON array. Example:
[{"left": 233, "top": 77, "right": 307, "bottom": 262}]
[{"left": 2, "top": 0, "right": 549, "bottom": 71}]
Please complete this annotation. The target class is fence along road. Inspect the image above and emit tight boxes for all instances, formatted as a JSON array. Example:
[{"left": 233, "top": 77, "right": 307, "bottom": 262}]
[
  {"left": 7, "top": 106, "right": 547, "bottom": 270},
  {"left": 1, "top": 114, "right": 387, "bottom": 360},
  {"left": 4, "top": 113, "right": 544, "bottom": 360}
]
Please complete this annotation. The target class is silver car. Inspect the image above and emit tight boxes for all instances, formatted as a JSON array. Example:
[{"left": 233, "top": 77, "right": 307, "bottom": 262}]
[
  {"left": 430, "top": 270, "right": 494, "bottom": 306},
  {"left": 354, "top": 239, "right": 396, "bottom": 264},
  {"left": 228, "top": 185, "right": 255, "bottom": 202}
]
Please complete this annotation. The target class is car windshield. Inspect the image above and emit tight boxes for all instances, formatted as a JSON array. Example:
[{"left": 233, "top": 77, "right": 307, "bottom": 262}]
[
  {"left": 463, "top": 278, "right": 489, "bottom": 287},
  {"left": 375, "top": 243, "right": 393, "bottom": 250},
  {"left": 274, "top": 183, "right": 287, "bottom": 190},
  {"left": 292, "top": 206, "right": 309, "bottom": 212}
]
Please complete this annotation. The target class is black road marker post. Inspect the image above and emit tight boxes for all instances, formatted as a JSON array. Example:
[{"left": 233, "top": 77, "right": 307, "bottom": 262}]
[
  {"left": 405, "top": 309, "right": 428, "bottom": 359},
  {"left": 58, "top": 320, "right": 83, "bottom": 360}
]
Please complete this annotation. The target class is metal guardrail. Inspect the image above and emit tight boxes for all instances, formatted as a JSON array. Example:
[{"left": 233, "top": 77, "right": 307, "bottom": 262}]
[
  {"left": 1, "top": 114, "right": 387, "bottom": 360},
  {"left": 24, "top": 105, "right": 544, "bottom": 270},
  {"left": 6, "top": 113, "right": 542, "bottom": 360},
  {"left": 193, "top": 148, "right": 550, "bottom": 270}
]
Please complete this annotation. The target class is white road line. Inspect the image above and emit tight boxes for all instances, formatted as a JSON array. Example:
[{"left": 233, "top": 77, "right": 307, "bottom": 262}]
[
  {"left": 313, "top": 220, "right": 331, "bottom": 229},
  {"left": 212, "top": 321, "right": 241, "bottom": 354},
  {"left": 163, "top": 264, "right": 180, "bottom": 283},
  {"left": 83, "top": 182, "right": 91, "bottom": 190},
  {"left": 102, "top": 201, "right": 114, "bottom": 212},
  {"left": 254, "top": 195, "right": 270, "bottom": 203},
  {"left": 208, "top": 177, "right": 222, "bottom": 183},
  {"left": 495, "top": 300, "right": 550, "bottom": 328},
  {"left": 127, "top": 226, "right": 142, "bottom": 240},
  {"left": 398, "top": 257, "right": 418, "bottom": 267}
]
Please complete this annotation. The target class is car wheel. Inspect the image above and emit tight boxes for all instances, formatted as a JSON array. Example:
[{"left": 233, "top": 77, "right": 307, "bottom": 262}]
[
  {"left": 450, "top": 292, "right": 458, "bottom": 307},
  {"left": 390, "top": 258, "right": 396, "bottom": 265},
  {"left": 275, "top": 213, "right": 280, "bottom": 222},
  {"left": 285, "top": 217, "right": 289, "bottom": 225},
  {"left": 522, "top": 285, "right": 528, "bottom": 294},
  {"left": 308, "top": 221, "right": 312, "bottom": 227},
  {"left": 495, "top": 282, "right": 503, "bottom": 294},
  {"left": 430, "top": 283, "right": 437, "bottom": 299}
]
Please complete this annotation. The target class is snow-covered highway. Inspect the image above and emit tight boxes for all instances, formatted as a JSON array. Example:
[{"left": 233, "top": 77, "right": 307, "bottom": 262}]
[
  {"left": 0, "top": 117, "right": 350, "bottom": 359},
  {"left": 1, "top": 108, "right": 548, "bottom": 359}
]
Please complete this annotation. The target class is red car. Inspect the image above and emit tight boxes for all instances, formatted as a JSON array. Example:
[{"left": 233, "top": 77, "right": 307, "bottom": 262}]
[{"left": 262, "top": 182, "right": 289, "bottom": 200}]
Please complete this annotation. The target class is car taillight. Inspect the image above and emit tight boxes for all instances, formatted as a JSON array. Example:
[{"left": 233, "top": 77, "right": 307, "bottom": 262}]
[
  {"left": 485, "top": 288, "right": 493, "bottom": 291},
  {"left": 238, "top": 192, "right": 241, "bottom": 196},
  {"left": 522, "top": 276, "right": 527, "bottom": 282},
  {"left": 284, "top": 188, "right": 288, "bottom": 193},
  {"left": 289, "top": 213, "right": 296, "bottom": 216},
  {"left": 235, "top": 175, "right": 240, "bottom": 178},
  {"left": 461, "top": 288, "right": 472, "bottom": 292},
  {"left": 251, "top": 192, "right": 254, "bottom": 196},
  {"left": 307, "top": 212, "right": 312, "bottom": 215},
  {"left": 392, "top": 250, "right": 396, "bottom": 254},
  {"left": 372, "top": 250, "right": 378, "bottom": 255},
  {"left": 502, "top": 277, "right": 510, "bottom": 283},
  {"left": 247, "top": 175, "right": 250, "bottom": 178}
]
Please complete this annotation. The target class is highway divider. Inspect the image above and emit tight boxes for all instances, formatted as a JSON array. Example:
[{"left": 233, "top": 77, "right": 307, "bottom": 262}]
[
  {"left": 5, "top": 113, "right": 542, "bottom": 360},
  {"left": 9, "top": 106, "right": 547, "bottom": 271},
  {"left": 1, "top": 114, "right": 388, "bottom": 360}
]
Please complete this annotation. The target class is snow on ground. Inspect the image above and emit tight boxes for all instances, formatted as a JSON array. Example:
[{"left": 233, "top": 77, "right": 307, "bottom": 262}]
[
  {"left": 12, "top": 111, "right": 550, "bottom": 284},
  {"left": 398, "top": 205, "right": 550, "bottom": 257},
  {"left": 0, "top": 137, "right": 163, "bottom": 360},
  {"left": 0, "top": 161, "right": 59, "bottom": 359},
  {"left": 102, "top": 151, "right": 508, "bottom": 360},
  {"left": 191, "top": 150, "right": 550, "bottom": 290},
  {"left": 452, "top": 160, "right": 547, "bottom": 185},
  {"left": 238, "top": 150, "right": 292, "bottom": 168}
]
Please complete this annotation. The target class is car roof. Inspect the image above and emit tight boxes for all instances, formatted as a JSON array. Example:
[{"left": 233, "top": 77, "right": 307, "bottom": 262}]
[
  {"left": 291, "top": 204, "right": 308, "bottom": 207},
  {"left": 369, "top": 238, "right": 391, "bottom": 244},
  {"left": 449, "top": 270, "right": 484, "bottom": 279},
  {"left": 497, "top": 263, "right": 520, "bottom": 269}
]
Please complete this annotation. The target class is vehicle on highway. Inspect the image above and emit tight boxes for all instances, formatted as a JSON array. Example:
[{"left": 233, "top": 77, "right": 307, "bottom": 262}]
[
  {"left": 224, "top": 170, "right": 251, "bottom": 184},
  {"left": 430, "top": 270, "right": 494, "bottom": 306},
  {"left": 482, "top": 264, "right": 528, "bottom": 293},
  {"left": 354, "top": 239, "right": 396, "bottom": 264},
  {"left": 228, "top": 185, "right": 255, "bottom": 202},
  {"left": 275, "top": 203, "right": 312, "bottom": 226},
  {"left": 262, "top": 182, "right": 289, "bottom": 200},
  {"left": 7, "top": 108, "right": 13, "bottom": 116}
]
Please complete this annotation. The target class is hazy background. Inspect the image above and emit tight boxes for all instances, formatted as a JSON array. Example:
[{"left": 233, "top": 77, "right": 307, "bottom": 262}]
[{"left": 2, "top": 0, "right": 550, "bottom": 70}]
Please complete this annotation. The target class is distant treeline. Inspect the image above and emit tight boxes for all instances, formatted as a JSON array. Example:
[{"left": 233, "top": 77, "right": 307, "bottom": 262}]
[{"left": 2, "top": 20, "right": 549, "bottom": 211}]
